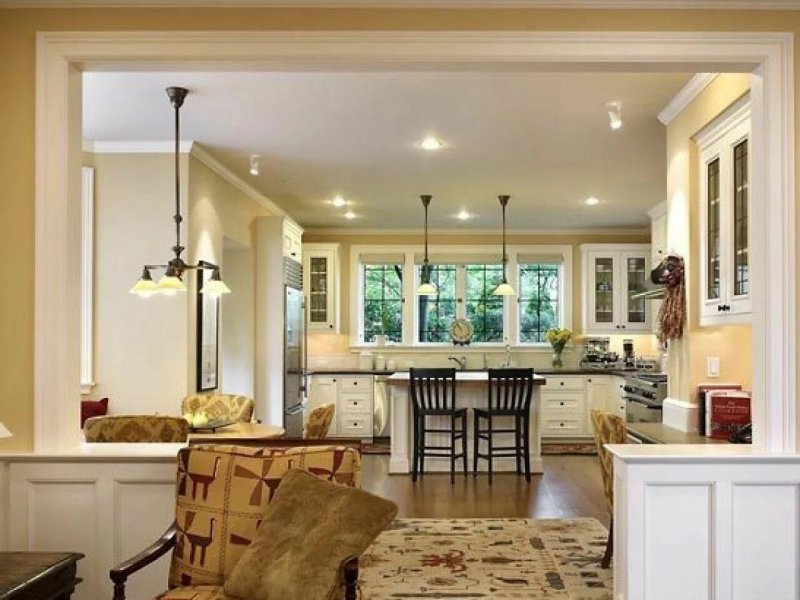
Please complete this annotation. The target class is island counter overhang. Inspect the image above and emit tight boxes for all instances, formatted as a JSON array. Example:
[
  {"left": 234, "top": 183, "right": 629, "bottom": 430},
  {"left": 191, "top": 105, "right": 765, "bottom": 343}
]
[{"left": 387, "top": 371, "right": 547, "bottom": 475}]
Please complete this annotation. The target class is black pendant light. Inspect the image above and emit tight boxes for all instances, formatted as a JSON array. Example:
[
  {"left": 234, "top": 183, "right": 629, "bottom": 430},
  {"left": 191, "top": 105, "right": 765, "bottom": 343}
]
[
  {"left": 418, "top": 194, "right": 437, "bottom": 296},
  {"left": 492, "top": 195, "right": 515, "bottom": 296},
  {"left": 130, "top": 87, "right": 231, "bottom": 298}
]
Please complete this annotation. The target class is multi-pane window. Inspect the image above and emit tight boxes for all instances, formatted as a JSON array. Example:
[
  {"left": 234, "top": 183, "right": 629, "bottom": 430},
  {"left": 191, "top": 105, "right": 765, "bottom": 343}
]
[
  {"left": 417, "top": 265, "right": 457, "bottom": 343},
  {"left": 518, "top": 263, "right": 561, "bottom": 343},
  {"left": 733, "top": 139, "right": 749, "bottom": 296},
  {"left": 465, "top": 265, "right": 504, "bottom": 343},
  {"left": 362, "top": 264, "right": 403, "bottom": 343}
]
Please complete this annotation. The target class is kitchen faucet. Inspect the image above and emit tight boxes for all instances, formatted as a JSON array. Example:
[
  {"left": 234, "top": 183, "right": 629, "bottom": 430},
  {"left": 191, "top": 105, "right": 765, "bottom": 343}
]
[{"left": 448, "top": 355, "right": 468, "bottom": 371}]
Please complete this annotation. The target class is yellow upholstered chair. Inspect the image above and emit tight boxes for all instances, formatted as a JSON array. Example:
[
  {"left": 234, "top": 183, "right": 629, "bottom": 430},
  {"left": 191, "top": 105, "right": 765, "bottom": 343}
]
[
  {"left": 304, "top": 403, "right": 336, "bottom": 439},
  {"left": 110, "top": 444, "right": 362, "bottom": 600},
  {"left": 84, "top": 415, "right": 189, "bottom": 443},
  {"left": 590, "top": 409, "right": 628, "bottom": 569},
  {"left": 181, "top": 394, "right": 254, "bottom": 424}
]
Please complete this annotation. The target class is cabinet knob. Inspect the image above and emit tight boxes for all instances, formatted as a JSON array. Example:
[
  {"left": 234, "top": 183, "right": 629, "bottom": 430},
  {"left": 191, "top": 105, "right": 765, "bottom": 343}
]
[
  {"left": 329, "top": 324, "right": 334, "bottom": 329},
  {"left": 616, "top": 325, "right": 620, "bottom": 329},
  {"left": 559, "top": 402, "right": 564, "bottom": 406},
  {"left": 333, "top": 378, "right": 337, "bottom": 383},
  {"left": 560, "top": 382, "right": 564, "bottom": 386},
  {"left": 353, "top": 381, "right": 358, "bottom": 386}
]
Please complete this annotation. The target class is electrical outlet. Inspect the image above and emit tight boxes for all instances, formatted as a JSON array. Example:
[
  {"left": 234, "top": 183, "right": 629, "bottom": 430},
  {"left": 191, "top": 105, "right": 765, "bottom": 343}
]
[{"left": 707, "top": 356, "right": 720, "bottom": 378}]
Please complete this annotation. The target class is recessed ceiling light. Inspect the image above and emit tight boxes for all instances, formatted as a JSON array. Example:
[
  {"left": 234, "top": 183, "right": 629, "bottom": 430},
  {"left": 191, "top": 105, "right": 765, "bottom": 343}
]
[
  {"left": 249, "top": 155, "right": 259, "bottom": 176},
  {"left": 418, "top": 137, "right": 445, "bottom": 151},
  {"left": 456, "top": 209, "right": 471, "bottom": 220},
  {"left": 607, "top": 102, "right": 622, "bottom": 130},
  {"left": 332, "top": 195, "right": 346, "bottom": 207},
  {"left": 585, "top": 196, "right": 601, "bottom": 206},
  {"left": 344, "top": 210, "right": 356, "bottom": 220}
]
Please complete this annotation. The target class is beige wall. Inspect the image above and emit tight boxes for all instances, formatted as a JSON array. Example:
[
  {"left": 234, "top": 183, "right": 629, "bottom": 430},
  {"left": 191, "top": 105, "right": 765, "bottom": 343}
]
[
  {"left": 2, "top": 8, "right": 799, "bottom": 450},
  {"left": 665, "top": 74, "right": 753, "bottom": 402}
]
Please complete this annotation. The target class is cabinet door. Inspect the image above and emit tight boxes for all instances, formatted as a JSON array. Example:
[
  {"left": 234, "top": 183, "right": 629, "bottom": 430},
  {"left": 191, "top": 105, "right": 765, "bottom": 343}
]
[
  {"left": 308, "top": 376, "right": 338, "bottom": 435},
  {"left": 727, "top": 134, "right": 751, "bottom": 317},
  {"left": 586, "top": 376, "right": 611, "bottom": 434},
  {"left": 306, "top": 250, "right": 337, "bottom": 332},
  {"left": 700, "top": 153, "right": 725, "bottom": 319},
  {"left": 587, "top": 251, "right": 618, "bottom": 332},
  {"left": 620, "top": 252, "right": 650, "bottom": 331}
]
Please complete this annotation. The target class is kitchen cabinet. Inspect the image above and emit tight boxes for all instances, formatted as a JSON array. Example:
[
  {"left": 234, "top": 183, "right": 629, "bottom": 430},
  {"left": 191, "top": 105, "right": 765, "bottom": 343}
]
[
  {"left": 582, "top": 244, "right": 651, "bottom": 334},
  {"left": 283, "top": 220, "right": 303, "bottom": 262},
  {"left": 696, "top": 95, "right": 752, "bottom": 326},
  {"left": 302, "top": 243, "right": 340, "bottom": 333},
  {"left": 307, "top": 375, "right": 374, "bottom": 440},
  {"left": 586, "top": 375, "right": 612, "bottom": 435},
  {"left": 541, "top": 375, "right": 587, "bottom": 438}
]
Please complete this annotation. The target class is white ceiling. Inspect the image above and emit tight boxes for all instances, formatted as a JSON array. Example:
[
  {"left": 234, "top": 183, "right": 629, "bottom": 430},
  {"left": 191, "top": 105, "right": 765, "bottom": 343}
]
[{"left": 83, "top": 70, "right": 691, "bottom": 230}]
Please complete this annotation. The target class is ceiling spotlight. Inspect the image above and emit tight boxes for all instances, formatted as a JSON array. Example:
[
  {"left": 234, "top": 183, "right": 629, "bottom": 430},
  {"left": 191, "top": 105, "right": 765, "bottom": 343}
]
[
  {"left": 585, "top": 196, "right": 601, "bottom": 206},
  {"left": 249, "top": 155, "right": 259, "bottom": 176},
  {"left": 344, "top": 210, "right": 356, "bottom": 220},
  {"left": 456, "top": 209, "right": 471, "bottom": 220},
  {"left": 607, "top": 102, "right": 622, "bottom": 130},
  {"left": 418, "top": 137, "right": 445, "bottom": 151},
  {"left": 332, "top": 195, "right": 346, "bottom": 207}
]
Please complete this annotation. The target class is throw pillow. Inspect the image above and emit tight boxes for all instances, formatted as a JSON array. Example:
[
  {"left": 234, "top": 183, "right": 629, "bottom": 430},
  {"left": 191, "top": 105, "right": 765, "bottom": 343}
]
[
  {"left": 224, "top": 468, "right": 397, "bottom": 600},
  {"left": 81, "top": 397, "right": 109, "bottom": 427}
]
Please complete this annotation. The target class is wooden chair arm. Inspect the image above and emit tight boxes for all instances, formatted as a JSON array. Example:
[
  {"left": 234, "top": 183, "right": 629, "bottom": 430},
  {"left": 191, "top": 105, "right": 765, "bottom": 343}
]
[{"left": 110, "top": 523, "right": 177, "bottom": 600}]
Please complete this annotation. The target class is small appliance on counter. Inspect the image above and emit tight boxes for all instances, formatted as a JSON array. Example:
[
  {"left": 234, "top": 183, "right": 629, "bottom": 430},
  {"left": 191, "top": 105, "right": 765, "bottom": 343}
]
[
  {"left": 582, "top": 337, "right": 610, "bottom": 363},
  {"left": 622, "top": 338, "right": 635, "bottom": 368}
]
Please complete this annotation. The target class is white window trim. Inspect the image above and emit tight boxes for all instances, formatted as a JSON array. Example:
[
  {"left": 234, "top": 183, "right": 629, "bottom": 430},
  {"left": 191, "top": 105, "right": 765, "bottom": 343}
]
[
  {"left": 80, "top": 167, "right": 95, "bottom": 394},
  {"left": 349, "top": 244, "right": 572, "bottom": 350}
]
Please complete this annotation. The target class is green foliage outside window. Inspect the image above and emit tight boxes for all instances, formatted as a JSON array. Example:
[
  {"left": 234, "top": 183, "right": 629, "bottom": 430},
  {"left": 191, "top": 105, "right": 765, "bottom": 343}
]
[
  {"left": 465, "top": 265, "right": 504, "bottom": 343},
  {"left": 519, "top": 263, "right": 560, "bottom": 343},
  {"left": 417, "top": 265, "right": 457, "bottom": 342},
  {"left": 363, "top": 264, "right": 403, "bottom": 343}
]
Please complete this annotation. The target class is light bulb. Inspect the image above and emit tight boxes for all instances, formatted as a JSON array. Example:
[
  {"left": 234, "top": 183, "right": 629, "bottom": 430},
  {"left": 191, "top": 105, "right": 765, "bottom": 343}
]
[
  {"left": 456, "top": 209, "right": 471, "bottom": 220},
  {"left": 418, "top": 137, "right": 444, "bottom": 151},
  {"left": 332, "top": 195, "right": 346, "bottom": 207},
  {"left": 249, "top": 155, "right": 259, "bottom": 176},
  {"left": 344, "top": 211, "right": 356, "bottom": 220}
]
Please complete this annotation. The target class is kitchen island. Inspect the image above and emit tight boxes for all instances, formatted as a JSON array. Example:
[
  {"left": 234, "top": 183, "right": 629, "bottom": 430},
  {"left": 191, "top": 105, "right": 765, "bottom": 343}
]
[{"left": 387, "top": 371, "right": 547, "bottom": 475}]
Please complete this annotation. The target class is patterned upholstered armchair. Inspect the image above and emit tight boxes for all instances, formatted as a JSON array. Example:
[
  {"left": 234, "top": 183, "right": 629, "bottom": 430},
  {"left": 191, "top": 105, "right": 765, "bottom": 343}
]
[
  {"left": 84, "top": 415, "right": 189, "bottom": 443},
  {"left": 590, "top": 409, "right": 628, "bottom": 569},
  {"left": 110, "top": 444, "right": 362, "bottom": 600},
  {"left": 182, "top": 394, "right": 254, "bottom": 423}
]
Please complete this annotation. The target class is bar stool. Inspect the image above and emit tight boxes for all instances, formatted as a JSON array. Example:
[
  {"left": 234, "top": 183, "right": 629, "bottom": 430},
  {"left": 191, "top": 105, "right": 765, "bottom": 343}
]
[
  {"left": 473, "top": 368, "right": 535, "bottom": 484},
  {"left": 409, "top": 367, "right": 468, "bottom": 484}
]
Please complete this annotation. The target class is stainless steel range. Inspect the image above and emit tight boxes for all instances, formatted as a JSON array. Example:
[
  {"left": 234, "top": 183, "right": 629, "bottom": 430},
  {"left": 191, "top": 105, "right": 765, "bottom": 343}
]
[{"left": 623, "top": 373, "right": 668, "bottom": 423}]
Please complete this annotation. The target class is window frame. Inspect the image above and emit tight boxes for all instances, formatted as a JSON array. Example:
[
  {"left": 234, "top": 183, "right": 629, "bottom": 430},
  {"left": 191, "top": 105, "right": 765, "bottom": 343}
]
[{"left": 515, "top": 261, "right": 565, "bottom": 346}]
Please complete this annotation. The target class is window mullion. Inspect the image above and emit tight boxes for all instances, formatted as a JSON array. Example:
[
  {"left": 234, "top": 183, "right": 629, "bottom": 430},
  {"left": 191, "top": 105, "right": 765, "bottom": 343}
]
[{"left": 457, "top": 265, "right": 466, "bottom": 320}]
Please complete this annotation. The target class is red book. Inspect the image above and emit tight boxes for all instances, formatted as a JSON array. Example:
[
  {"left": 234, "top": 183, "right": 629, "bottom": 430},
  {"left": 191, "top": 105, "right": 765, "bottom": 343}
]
[
  {"left": 697, "top": 384, "right": 742, "bottom": 435},
  {"left": 706, "top": 391, "right": 751, "bottom": 440}
]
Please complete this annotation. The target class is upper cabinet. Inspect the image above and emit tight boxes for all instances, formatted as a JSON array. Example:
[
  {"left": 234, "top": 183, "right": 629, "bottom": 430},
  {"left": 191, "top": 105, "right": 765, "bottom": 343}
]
[
  {"left": 582, "top": 244, "right": 651, "bottom": 334},
  {"left": 303, "top": 243, "right": 340, "bottom": 333},
  {"left": 283, "top": 220, "right": 303, "bottom": 263},
  {"left": 696, "top": 95, "right": 751, "bottom": 326}
]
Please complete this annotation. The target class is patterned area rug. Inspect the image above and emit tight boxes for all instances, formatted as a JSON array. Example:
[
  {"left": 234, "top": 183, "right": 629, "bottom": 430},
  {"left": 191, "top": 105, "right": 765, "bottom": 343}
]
[
  {"left": 541, "top": 443, "right": 597, "bottom": 456},
  {"left": 359, "top": 518, "right": 612, "bottom": 599}
]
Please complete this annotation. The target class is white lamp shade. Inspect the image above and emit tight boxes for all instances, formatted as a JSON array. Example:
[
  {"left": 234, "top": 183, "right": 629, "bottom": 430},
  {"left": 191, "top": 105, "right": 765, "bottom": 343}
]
[
  {"left": 129, "top": 277, "right": 158, "bottom": 297},
  {"left": 417, "top": 282, "right": 438, "bottom": 296},
  {"left": 156, "top": 275, "right": 187, "bottom": 294},
  {"left": 492, "top": 281, "right": 516, "bottom": 296},
  {"left": 0, "top": 422, "right": 12, "bottom": 439},
  {"left": 201, "top": 278, "right": 232, "bottom": 296}
]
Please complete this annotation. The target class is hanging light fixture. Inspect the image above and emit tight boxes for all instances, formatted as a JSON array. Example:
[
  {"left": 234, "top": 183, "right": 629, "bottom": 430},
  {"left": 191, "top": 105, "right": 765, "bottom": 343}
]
[
  {"left": 417, "top": 194, "right": 438, "bottom": 296},
  {"left": 493, "top": 195, "right": 515, "bottom": 296},
  {"left": 130, "top": 87, "right": 231, "bottom": 298}
]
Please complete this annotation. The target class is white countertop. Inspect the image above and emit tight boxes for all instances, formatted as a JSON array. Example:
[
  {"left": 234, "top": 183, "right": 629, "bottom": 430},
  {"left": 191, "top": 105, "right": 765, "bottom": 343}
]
[
  {"left": 607, "top": 443, "right": 800, "bottom": 463},
  {"left": 387, "top": 371, "right": 547, "bottom": 383},
  {"left": 0, "top": 442, "right": 185, "bottom": 462}
]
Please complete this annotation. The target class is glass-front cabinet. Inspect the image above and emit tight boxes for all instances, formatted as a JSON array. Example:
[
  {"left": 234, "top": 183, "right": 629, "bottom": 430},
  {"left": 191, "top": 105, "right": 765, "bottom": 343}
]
[
  {"left": 302, "top": 243, "right": 340, "bottom": 333},
  {"left": 583, "top": 245, "right": 651, "bottom": 334},
  {"left": 696, "top": 95, "right": 751, "bottom": 326}
]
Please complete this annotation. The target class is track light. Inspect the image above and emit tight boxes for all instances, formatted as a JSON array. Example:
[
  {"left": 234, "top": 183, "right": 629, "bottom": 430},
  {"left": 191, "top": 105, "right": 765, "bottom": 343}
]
[
  {"left": 249, "top": 155, "right": 259, "bottom": 176},
  {"left": 607, "top": 102, "right": 622, "bottom": 130}
]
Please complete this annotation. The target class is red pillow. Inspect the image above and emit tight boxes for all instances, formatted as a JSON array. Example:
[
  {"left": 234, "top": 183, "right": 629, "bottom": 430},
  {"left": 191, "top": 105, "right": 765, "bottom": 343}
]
[{"left": 81, "top": 397, "right": 109, "bottom": 427}]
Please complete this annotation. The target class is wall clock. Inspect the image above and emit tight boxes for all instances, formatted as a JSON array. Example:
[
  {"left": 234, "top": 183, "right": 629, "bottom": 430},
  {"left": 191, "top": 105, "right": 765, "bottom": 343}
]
[{"left": 450, "top": 318, "right": 474, "bottom": 346}]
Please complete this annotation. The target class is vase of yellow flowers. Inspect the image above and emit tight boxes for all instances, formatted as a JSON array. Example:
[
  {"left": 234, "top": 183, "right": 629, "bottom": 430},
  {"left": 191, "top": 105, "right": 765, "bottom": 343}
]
[{"left": 545, "top": 328, "right": 572, "bottom": 369}]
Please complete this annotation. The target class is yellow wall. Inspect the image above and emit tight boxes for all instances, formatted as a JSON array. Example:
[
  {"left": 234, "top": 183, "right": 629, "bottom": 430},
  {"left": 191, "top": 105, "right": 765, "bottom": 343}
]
[
  {"left": 2, "top": 7, "right": 800, "bottom": 450},
  {"left": 665, "top": 74, "right": 753, "bottom": 398}
]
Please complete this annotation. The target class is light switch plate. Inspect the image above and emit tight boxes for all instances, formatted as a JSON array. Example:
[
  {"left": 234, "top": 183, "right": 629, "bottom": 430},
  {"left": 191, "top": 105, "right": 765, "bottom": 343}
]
[{"left": 707, "top": 356, "right": 721, "bottom": 378}]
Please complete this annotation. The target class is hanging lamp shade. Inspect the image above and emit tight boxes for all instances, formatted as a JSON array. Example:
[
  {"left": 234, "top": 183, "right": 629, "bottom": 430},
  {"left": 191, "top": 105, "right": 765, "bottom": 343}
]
[
  {"left": 418, "top": 194, "right": 438, "bottom": 296},
  {"left": 201, "top": 269, "right": 232, "bottom": 296},
  {"left": 492, "top": 195, "right": 515, "bottom": 296},
  {"left": 129, "top": 267, "right": 158, "bottom": 297}
]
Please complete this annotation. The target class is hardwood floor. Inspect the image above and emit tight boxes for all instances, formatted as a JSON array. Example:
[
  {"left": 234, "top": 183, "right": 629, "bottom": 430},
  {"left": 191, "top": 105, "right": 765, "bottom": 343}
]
[{"left": 361, "top": 454, "right": 608, "bottom": 524}]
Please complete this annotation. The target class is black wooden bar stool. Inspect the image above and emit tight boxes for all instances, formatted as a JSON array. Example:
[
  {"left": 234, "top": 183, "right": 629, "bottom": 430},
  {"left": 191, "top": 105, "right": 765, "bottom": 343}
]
[
  {"left": 409, "top": 367, "right": 468, "bottom": 484},
  {"left": 473, "top": 368, "right": 535, "bottom": 484}
]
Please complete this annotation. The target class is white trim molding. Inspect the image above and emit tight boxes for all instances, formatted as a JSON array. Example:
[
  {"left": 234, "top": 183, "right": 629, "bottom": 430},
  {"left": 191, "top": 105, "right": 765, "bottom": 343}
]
[
  {"left": 82, "top": 140, "right": 194, "bottom": 154},
  {"left": 80, "top": 167, "right": 95, "bottom": 395},
  {"left": 35, "top": 31, "right": 794, "bottom": 454},
  {"left": 305, "top": 226, "right": 650, "bottom": 236},
  {"left": 657, "top": 72, "right": 720, "bottom": 125}
]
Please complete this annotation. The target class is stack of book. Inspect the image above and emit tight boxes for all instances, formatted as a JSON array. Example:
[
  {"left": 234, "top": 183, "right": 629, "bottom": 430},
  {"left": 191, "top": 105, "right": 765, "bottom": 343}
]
[{"left": 698, "top": 384, "right": 751, "bottom": 441}]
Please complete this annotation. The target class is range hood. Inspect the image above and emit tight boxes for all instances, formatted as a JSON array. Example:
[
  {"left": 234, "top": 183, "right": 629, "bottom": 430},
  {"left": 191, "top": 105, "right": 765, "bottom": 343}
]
[{"left": 631, "top": 287, "right": 665, "bottom": 300}]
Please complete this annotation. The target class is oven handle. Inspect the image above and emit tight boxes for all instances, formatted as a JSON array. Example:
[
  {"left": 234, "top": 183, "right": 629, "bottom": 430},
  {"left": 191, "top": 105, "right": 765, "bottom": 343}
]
[{"left": 623, "top": 386, "right": 657, "bottom": 400}]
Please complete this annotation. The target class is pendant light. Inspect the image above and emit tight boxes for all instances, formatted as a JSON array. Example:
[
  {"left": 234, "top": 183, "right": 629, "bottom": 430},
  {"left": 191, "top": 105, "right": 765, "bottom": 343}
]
[
  {"left": 129, "top": 86, "right": 231, "bottom": 298},
  {"left": 492, "top": 195, "right": 515, "bottom": 296},
  {"left": 417, "top": 194, "right": 438, "bottom": 296}
]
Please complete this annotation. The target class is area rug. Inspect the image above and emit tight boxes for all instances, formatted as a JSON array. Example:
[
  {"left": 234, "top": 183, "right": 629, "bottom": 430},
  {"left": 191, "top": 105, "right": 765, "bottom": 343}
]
[
  {"left": 541, "top": 443, "right": 597, "bottom": 456},
  {"left": 361, "top": 442, "right": 391, "bottom": 455},
  {"left": 359, "top": 518, "right": 612, "bottom": 599}
]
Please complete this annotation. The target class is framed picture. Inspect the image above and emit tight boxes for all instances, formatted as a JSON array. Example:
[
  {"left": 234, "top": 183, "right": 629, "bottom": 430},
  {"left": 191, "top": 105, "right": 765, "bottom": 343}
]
[{"left": 196, "top": 267, "right": 219, "bottom": 391}]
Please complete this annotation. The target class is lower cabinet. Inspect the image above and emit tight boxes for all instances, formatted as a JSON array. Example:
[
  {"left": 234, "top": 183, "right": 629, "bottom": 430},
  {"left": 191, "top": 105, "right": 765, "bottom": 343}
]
[
  {"left": 308, "top": 375, "right": 374, "bottom": 440},
  {"left": 541, "top": 374, "right": 625, "bottom": 440}
]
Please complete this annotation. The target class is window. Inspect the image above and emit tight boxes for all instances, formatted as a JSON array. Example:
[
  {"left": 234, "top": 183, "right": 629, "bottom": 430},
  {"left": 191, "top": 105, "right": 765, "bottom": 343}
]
[
  {"left": 417, "top": 265, "right": 457, "bottom": 343},
  {"left": 518, "top": 263, "right": 561, "bottom": 343},
  {"left": 362, "top": 263, "right": 403, "bottom": 343},
  {"left": 733, "top": 139, "right": 749, "bottom": 296},
  {"left": 465, "top": 264, "right": 504, "bottom": 343}
]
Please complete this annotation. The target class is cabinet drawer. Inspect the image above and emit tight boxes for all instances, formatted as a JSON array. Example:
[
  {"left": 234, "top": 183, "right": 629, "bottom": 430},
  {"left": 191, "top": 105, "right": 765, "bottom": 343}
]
[
  {"left": 542, "top": 395, "right": 584, "bottom": 413},
  {"left": 338, "top": 376, "right": 372, "bottom": 392},
  {"left": 541, "top": 417, "right": 586, "bottom": 436},
  {"left": 338, "top": 415, "right": 371, "bottom": 437},
  {"left": 339, "top": 395, "right": 371, "bottom": 415},
  {"left": 546, "top": 377, "right": 585, "bottom": 391}
]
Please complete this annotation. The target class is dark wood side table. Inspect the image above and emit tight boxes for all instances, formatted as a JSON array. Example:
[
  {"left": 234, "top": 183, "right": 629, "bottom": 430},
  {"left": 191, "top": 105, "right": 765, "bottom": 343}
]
[{"left": 0, "top": 552, "right": 84, "bottom": 600}]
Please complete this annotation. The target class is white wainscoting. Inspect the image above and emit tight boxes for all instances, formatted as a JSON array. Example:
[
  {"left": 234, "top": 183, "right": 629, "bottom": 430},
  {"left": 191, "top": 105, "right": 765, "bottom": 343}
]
[
  {"left": 0, "top": 449, "right": 179, "bottom": 600},
  {"left": 610, "top": 444, "right": 800, "bottom": 600}
]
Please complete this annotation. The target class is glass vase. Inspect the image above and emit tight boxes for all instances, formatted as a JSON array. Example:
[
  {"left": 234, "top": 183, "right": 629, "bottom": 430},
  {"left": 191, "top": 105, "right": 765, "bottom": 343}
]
[{"left": 552, "top": 348, "right": 564, "bottom": 369}]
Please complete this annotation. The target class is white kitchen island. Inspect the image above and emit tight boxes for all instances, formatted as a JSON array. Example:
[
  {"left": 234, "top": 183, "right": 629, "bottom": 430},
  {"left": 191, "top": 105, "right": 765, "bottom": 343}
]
[{"left": 387, "top": 371, "right": 547, "bottom": 475}]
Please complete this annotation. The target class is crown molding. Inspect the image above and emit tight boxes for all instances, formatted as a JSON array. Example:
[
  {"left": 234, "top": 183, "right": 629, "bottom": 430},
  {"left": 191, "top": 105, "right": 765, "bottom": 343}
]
[
  {"left": 5, "top": 0, "right": 800, "bottom": 7},
  {"left": 189, "top": 143, "right": 289, "bottom": 219},
  {"left": 82, "top": 140, "right": 195, "bottom": 153},
  {"left": 304, "top": 226, "right": 650, "bottom": 236},
  {"left": 657, "top": 73, "right": 720, "bottom": 125}
]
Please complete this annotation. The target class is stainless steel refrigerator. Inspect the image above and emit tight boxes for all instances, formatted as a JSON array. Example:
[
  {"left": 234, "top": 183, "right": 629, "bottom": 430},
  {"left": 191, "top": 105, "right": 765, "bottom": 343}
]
[{"left": 283, "top": 264, "right": 306, "bottom": 438}]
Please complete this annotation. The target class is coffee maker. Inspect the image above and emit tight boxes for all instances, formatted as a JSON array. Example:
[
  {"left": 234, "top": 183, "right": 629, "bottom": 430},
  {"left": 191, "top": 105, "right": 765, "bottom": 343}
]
[{"left": 622, "top": 338, "right": 635, "bottom": 368}]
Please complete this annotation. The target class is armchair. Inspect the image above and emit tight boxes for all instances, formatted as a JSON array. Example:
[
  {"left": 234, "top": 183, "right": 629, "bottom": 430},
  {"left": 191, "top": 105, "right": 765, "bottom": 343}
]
[
  {"left": 110, "top": 444, "right": 362, "bottom": 600},
  {"left": 181, "top": 394, "right": 254, "bottom": 423}
]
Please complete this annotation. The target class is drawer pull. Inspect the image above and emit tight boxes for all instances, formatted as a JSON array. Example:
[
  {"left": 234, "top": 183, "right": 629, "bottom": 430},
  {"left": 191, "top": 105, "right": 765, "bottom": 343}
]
[
  {"left": 559, "top": 382, "right": 564, "bottom": 386},
  {"left": 559, "top": 402, "right": 564, "bottom": 406},
  {"left": 353, "top": 382, "right": 358, "bottom": 386}
]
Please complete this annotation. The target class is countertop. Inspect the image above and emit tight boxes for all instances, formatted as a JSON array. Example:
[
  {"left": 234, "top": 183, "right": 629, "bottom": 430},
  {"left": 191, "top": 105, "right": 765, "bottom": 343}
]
[
  {"left": 387, "top": 371, "right": 547, "bottom": 385},
  {"left": 307, "top": 367, "right": 650, "bottom": 377},
  {"left": 627, "top": 422, "right": 727, "bottom": 445}
]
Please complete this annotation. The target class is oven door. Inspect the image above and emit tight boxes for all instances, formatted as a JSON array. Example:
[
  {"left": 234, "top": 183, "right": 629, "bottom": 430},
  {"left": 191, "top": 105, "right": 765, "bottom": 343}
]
[{"left": 625, "top": 397, "right": 663, "bottom": 423}]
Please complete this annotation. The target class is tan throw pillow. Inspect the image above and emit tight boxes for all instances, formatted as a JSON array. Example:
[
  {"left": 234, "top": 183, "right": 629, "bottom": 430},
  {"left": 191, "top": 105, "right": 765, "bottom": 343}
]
[{"left": 224, "top": 468, "right": 397, "bottom": 600}]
